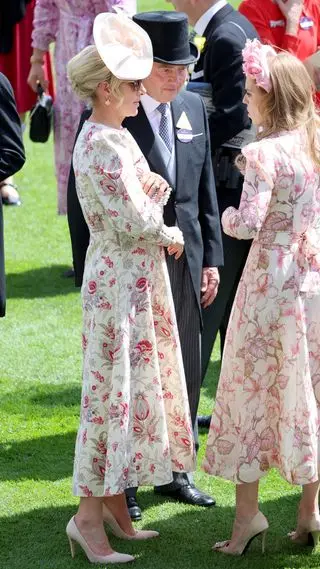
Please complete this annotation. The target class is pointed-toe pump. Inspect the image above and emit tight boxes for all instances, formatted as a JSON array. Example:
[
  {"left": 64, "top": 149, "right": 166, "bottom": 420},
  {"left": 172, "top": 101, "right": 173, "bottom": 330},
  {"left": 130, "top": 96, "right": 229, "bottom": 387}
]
[
  {"left": 212, "top": 511, "right": 269, "bottom": 556},
  {"left": 66, "top": 516, "right": 135, "bottom": 564},
  {"left": 288, "top": 515, "right": 320, "bottom": 547},
  {"left": 103, "top": 506, "right": 159, "bottom": 540}
]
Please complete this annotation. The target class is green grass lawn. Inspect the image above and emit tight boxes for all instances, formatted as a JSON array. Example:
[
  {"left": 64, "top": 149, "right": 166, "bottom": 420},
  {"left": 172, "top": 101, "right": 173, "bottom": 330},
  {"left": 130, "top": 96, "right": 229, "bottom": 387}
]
[{"left": 1, "top": 1, "right": 320, "bottom": 568}]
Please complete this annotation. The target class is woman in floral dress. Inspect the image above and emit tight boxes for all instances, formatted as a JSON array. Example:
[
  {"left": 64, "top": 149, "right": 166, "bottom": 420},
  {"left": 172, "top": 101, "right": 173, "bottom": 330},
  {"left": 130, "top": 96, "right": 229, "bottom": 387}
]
[
  {"left": 65, "top": 13, "right": 195, "bottom": 565},
  {"left": 27, "top": 0, "right": 136, "bottom": 215},
  {"left": 204, "top": 39, "right": 320, "bottom": 555}
]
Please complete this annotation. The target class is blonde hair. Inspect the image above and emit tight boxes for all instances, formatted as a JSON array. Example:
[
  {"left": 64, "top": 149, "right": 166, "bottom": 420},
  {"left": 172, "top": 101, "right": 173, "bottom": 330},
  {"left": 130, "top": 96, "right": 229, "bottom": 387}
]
[
  {"left": 256, "top": 51, "right": 320, "bottom": 169},
  {"left": 67, "top": 45, "right": 124, "bottom": 104}
]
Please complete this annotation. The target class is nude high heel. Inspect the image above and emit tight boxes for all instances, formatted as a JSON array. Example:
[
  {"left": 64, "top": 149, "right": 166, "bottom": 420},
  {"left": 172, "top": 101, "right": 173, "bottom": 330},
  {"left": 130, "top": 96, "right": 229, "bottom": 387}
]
[
  {"left": 288, "top": 514, "right": 320, "bottom": 547},
  {"left": 66, "top": 516, "right": 135, "bottom": 564},
  {"left": 103, "top": 505, "right": 159, "bottom": 540},
  {"left": 212, "top": 511, "right": 269, "bottom": 556}
]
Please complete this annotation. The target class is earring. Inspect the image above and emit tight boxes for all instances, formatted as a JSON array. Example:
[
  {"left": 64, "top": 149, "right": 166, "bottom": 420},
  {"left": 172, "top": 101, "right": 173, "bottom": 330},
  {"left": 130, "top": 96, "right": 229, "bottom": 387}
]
[{"left": 104, "top": 97, "right": 110, "bottom": 106}]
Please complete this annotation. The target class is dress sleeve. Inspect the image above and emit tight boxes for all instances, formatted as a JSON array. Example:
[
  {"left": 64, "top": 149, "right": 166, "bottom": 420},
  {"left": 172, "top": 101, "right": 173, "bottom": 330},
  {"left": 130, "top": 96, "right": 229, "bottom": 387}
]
[
  {"left": 221, "top": 143, "right": 275, "bottom": 240},
  {"left": 31, "top": 0, "right": 59, "bottom": 50},
  {"left": 83, "top": 134, "right": 183, "bottom": 247}
]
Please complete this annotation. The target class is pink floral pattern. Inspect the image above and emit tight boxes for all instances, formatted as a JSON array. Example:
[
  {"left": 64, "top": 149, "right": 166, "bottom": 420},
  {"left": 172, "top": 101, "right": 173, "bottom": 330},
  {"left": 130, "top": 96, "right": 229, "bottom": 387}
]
[
  {"left": 203, "top": 130, "right": 320, "bottom": 485},
  {"left": 72, "top": 122, "right": 195, "bottom": 496},
  {"left": 32, "top": 0, "right": 134, "bottom": 214}
]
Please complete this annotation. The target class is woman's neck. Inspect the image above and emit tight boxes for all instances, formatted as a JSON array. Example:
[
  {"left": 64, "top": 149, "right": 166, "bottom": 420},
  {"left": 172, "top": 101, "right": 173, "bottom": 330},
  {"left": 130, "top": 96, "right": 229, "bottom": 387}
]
[{"left": 89, "top": 106, "right": 124, "bottom": 129}]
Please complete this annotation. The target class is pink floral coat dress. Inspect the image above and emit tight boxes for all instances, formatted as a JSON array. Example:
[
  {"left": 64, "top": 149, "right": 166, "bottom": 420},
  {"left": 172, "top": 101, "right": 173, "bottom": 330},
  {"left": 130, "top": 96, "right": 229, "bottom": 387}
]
[
  {"left": 203, "top": 129, "right": 320, "bottom": 486},
  {"left": 32, "top": 0, "right": 135, "bottom": 214},
  {"left": 72, "top": 122, "right": 196, "bottom": 497}
]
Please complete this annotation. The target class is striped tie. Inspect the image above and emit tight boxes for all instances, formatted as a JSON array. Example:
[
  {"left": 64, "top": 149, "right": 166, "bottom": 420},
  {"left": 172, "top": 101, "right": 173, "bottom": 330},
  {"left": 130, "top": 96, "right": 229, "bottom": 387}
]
[{"left": 157, "top": 103, "right": 172, "bottom": 153}]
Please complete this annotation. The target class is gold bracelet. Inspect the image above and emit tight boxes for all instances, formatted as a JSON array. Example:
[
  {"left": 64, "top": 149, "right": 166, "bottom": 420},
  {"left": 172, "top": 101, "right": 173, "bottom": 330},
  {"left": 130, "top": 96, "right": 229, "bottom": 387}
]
[{"left": 30, "top": 55, "right": 44, "bottom": 65}]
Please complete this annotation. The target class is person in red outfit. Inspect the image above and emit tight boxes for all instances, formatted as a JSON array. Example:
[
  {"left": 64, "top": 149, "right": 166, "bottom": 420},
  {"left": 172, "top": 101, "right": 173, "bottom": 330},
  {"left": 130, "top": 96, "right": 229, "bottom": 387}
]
[
  {"left": 0, "top": 0, "right": 52, "bottom": 205},
  {"left": 239, "top": 0, "right": 320, "bottom": 102}
]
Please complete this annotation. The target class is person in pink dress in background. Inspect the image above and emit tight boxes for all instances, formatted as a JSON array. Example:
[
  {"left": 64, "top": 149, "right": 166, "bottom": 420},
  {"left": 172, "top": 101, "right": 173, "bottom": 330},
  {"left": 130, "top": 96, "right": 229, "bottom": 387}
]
[
  {"left": 27, "top": 0, "right": 137, "bottom": 215},
  {"left": 203, "top": 39, "right": 320, "bottom": 555}
]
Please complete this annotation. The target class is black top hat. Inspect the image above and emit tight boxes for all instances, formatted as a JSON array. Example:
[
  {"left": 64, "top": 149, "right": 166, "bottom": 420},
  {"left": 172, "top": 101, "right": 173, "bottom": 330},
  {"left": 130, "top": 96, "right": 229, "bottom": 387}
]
[{"left": 133, "top": 11, "right": 198, "bottom": 66}]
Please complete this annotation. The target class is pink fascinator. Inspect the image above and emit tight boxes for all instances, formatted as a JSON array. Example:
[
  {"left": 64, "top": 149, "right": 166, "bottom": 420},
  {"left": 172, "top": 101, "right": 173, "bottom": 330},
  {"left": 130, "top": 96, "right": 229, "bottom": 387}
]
[{"left": 242, "top": 39, "right": 276, "bottom": 92}]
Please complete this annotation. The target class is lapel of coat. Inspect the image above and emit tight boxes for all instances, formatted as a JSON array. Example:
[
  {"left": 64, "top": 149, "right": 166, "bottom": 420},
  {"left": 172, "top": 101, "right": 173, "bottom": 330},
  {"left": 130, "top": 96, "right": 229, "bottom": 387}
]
[
  {"left": 171, "top": 94, "right": 191, "bottom": 197},
  {"left": 124, "top": 106, "right": 174, "bottom": 186},
  {"left": 204, "top": 3, "right": 234, "bottom": 39}
]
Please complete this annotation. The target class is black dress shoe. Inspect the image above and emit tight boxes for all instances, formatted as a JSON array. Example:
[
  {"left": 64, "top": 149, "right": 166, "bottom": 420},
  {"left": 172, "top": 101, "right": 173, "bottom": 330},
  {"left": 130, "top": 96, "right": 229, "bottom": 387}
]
[
  {"left": 154, "top": 484, "right": 216, "bottom": 507},
  {"left": 2, "top": 195, "right": 21, "bottom": 206},
  {"left": 0, "top": 182, "right": 21, "bottom": 206},
  {"left": 62, "top": 267, "right": 75, "bottom": 278},
  {"left": 197, "top": 415, "right": 212, "bottom": 429},
  {"left": 126, "top": 495, "right": 142, "bottom": 521}
]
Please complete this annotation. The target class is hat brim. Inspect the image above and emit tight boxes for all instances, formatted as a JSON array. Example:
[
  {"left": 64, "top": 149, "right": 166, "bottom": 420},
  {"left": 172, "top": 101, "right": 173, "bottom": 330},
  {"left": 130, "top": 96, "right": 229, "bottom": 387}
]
[{"left": 153, "top": 42, "right": 198, "bottom": 66}]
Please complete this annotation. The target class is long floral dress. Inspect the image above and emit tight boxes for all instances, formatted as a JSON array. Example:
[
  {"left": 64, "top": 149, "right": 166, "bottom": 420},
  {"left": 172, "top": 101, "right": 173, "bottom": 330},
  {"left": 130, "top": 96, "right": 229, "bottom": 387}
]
[
  {"left": 72, "top": 121, "right": 196, "bottom": 497},
  {"left": 32, "top": 0, "right": 136, "bottom": 214},
  {"left": 203, "top": 129, "right": 320, "bottom": 485}
]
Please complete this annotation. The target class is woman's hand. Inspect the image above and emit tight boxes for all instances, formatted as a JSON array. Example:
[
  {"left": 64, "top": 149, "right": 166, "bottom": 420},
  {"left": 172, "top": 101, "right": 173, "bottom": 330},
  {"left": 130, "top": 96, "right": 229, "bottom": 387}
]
[
  {"left": 167, "top": 242, "right": 184, "bottom": 260},
  {"left": 27, "top": 63, "right": 48, "bottom": 93},
  {"left": 140, "top": 172, "right": 171, "bottom": 203},
  {"left": 275, "top": 0, "right": 303, "bottom": 34}
]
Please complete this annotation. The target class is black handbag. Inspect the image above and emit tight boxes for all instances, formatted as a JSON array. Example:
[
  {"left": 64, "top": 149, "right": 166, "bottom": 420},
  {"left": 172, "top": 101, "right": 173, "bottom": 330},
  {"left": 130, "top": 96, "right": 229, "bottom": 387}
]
[{"left": 29, "top": 83, "right": 53, "bottom": 143}]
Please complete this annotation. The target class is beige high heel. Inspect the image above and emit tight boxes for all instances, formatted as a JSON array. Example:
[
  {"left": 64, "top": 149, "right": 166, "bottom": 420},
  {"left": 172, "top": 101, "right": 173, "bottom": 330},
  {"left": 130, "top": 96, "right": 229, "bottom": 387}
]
[
  {"left": 212, "top": 511, "right": 269, "bottom": 556},
  {"left": 288, "top": 514, "right": 320, "bottom": 547},
  {"left": 66, "top": 517, "right": 134, "bottom": 564},
  {"left": 103, "top": 505, "right": 159, "bottom": 540}
]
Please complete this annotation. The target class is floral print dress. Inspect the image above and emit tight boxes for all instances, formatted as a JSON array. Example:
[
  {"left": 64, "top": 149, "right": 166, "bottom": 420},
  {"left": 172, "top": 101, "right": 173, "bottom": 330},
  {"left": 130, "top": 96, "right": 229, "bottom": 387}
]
[
  {"left": 72, "top": 122, "right": 196, "bottom": 497},
  {"left": 204, "top": 129, "right": 320, "bottom": 485}
]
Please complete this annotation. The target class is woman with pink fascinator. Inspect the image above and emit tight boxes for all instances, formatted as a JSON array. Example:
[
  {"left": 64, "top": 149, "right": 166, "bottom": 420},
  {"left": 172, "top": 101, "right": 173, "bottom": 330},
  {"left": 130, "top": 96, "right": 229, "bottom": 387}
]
[
  {"left": 65, "top": 12, "right": 195, "bottom": 565},
  {"left": 203, "top": 38, "right": 320, "bottom": 555}
]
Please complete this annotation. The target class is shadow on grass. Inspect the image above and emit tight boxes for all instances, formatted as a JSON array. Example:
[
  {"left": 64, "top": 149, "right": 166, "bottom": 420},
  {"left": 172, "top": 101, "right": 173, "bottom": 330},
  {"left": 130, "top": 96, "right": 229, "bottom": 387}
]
[
  {"left": 6, "top": 265, "right": 77, "bottom": 298},
  {"left": 202, "top": 358, "right": 221, "bottom": 401},
  {"left": 1, "top": 496, "right": 320, "bottom": 569},
  {"left": 1, "top": 384, "right": 81, "bottom": 419},
  {"left": 0, "top": 431, "right": 76, "bottom": 482},
  {"left": 29, "top": 383, "right": 81, "bottom": 408}
]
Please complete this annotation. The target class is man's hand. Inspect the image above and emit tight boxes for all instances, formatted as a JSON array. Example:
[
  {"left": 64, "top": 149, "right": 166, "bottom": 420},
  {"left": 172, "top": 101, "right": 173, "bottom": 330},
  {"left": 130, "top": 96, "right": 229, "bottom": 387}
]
[
  {"left": 275, "top": 0, "right": 303, "bottom": 33},
  {"left": 167, "top": 242, "right": 184, "bottom": 260},
  {"left": 140, "top": 172, "right": 170, "bottom": 203},
  {"left": 201, "top": 267, "right": 220, "bottom": 308}
]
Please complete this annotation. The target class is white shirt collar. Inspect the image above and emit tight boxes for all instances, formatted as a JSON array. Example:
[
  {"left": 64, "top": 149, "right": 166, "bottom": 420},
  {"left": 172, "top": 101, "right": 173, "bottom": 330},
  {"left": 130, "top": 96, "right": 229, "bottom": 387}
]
[
  {"left": 194, "top": 0, "right": 228, "bottom": 36},
  {"left": 141, "top": 93, "right": 170, "bottom": 116},
  {"left": 141, "top": 93, "right": 160, "bottom": 116},
  {"left": 140, "top": 93, "right": 173, "bottom": 142}
]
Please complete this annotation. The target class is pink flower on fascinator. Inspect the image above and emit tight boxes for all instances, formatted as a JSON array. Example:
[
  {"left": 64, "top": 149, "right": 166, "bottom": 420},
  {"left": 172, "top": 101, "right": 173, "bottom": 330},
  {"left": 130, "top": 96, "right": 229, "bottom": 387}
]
[{"left": 242, "top": 39, "right": 277, "bottom": 92}]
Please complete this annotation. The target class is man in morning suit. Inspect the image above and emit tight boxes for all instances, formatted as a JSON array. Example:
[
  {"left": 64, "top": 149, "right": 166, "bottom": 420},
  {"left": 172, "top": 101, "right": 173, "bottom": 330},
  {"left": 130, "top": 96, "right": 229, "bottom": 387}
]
[
  {"left": 0, "top": 73, "right": 25, "bottom": 317},
  {"left": 170, "top": 0, "right": 258, "bottom": 428},
  {"left": 67, "top": 11, "right": 223, "bottom": 520}
]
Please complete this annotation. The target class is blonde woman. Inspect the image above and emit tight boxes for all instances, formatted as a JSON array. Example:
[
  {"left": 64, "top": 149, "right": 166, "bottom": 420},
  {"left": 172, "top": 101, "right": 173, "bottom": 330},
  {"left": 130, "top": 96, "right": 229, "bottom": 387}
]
[
  {"left": 65, "top": 12, "right": 195, "bottom": 565},
  {"left": 203, "top": 39, "right": 320, "bottom": 555}
]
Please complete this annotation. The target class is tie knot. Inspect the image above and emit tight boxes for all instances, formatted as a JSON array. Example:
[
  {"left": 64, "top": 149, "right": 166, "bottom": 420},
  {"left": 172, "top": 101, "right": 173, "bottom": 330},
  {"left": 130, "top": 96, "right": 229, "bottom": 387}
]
[{"left": 157, "top": 103, "right": 168, "bottom": 116}]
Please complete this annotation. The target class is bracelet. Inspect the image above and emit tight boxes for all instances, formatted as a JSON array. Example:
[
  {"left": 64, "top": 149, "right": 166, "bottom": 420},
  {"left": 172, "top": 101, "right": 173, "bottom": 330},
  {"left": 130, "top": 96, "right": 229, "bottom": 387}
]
[{"left": 30, "top": 55, "right": 44, "bottom": 65}]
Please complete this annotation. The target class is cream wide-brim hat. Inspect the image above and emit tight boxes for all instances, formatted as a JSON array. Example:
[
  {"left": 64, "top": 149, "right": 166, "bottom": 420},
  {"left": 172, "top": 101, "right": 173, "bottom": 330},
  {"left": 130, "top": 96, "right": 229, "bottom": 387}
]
[{"left": 93, "top": 12, "right": 153, "bottom": 80}]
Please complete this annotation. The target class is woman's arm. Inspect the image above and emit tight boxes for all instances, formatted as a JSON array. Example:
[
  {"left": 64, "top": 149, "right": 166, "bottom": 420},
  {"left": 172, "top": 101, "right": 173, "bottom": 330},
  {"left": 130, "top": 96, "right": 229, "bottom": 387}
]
[
  {"left": 221, "top": 144, "right": 275, "bottom": 240},
  {"left": 84, "top": 136, "right": 183, "bottom": 248},
  {"left": 31, "top": 0, "right": 59, "bottom": 51}
]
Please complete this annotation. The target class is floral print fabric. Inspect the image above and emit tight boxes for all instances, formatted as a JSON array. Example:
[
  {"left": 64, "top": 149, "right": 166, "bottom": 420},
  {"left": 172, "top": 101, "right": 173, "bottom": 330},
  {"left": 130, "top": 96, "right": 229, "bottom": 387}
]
[
  {"left": 204, "top": 130, "right": 320, "bottom": 485},
  {"left": 72, "top": 122, "right": 196, "bottom": 496}
]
